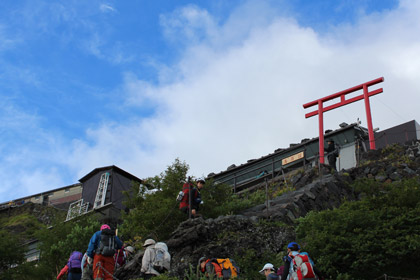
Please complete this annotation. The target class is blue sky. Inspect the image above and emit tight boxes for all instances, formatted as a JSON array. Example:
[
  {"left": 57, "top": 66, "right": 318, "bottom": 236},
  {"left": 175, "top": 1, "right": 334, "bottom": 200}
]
[{"left": 1, "top": 0, "right": 419, "bottom": 203}]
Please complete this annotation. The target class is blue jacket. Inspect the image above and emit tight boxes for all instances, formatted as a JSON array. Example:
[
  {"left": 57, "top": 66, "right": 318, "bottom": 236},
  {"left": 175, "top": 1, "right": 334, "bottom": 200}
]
[{"left": 87, "top": 230, "right": 122, "bottom": 258}]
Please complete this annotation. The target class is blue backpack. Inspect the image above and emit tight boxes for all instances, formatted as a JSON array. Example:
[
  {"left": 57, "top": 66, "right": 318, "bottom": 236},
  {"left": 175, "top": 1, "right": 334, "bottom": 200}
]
[{"left": 68, "top": 251, "right": 83, "bottom": 269}]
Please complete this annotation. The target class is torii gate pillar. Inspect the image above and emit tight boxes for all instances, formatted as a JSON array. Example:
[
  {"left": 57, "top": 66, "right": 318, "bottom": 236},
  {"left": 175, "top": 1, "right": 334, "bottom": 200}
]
[{"left": 303, "top": 77, "right": 384, "bottom": 164}]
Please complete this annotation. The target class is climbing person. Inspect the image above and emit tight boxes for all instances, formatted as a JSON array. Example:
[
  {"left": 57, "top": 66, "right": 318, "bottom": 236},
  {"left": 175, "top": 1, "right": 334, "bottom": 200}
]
[
  {"left": 57, "top": 251, "right": 83, "bottom": 280},
  {"left": 124, "top": 246, "right": 135, "bottom": 262},
  {"left": 81, "top": 252, "right": 93, "bottom": 280},
  {"left": 141, "top": 239, "right": 161, "bottom": 279},
  {"left": 198, "top": 257, "right": 239, "bottom": 279},
  {"left": 281, "top": 242, "right": 323, "bottom": 280},
  {"left": 259, "top": 263, "right": 279, "bottom": 280},
  {"left": 140, "top": 239, "right": 160, "bottom": 280},
  {"left": 87, "top": 224, "right": 122, "bottom": 280},
  {"left": 325, "top": 139, "right": 338, "bottom": 171},
  {"left": 179, "top": 178, "right": 205, "bottom": 218},
  {"left": 198, "top": 257, "right": 223, "bottom": 278}
]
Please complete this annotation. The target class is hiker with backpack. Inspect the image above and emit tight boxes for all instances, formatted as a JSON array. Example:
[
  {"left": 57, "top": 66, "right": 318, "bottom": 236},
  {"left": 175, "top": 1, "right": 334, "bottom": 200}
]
[
  {"left": 325, "top": 139, "right": 339, "bottom": 171},
  {"left": 87, "top": 224, "right": 122, "bottom": 280},
  {"left": 114, "top": 245, "right": 135, "bottom": 268},
  {"left": 281, "top": 242, "right": 323, "bottom": 280},
  {"left": 259, "top": 263, "right": 279, "bottom": 280},
  {"left": 81, "top": 252, "right": 94, "bottom": 280},
  {"left": 198, "top": 257, "right": 239, "bottom": 279},
  {"left": 178, "top": 178, "right": 205, "bottom": 218},
  {"left": 57, "top": 251, "right": 83, "bottom": 280}
]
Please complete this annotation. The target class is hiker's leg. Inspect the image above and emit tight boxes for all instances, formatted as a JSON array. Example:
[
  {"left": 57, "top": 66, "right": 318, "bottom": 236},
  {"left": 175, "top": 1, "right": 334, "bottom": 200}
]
[
  {"left": 93, "top": 255, "right": 104, "bottom": 280},
  {"left": 103, "top": 256, "right": 115, "bottom": 280}
]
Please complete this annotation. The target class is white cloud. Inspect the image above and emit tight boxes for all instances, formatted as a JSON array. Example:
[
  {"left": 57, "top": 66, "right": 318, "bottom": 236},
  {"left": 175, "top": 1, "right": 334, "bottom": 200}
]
[
  {"left": 100, "top": 4, "right": 117, "bottom": 14},
  {"left": 64, "top": 0, "right": 420, "bottom": 181}
]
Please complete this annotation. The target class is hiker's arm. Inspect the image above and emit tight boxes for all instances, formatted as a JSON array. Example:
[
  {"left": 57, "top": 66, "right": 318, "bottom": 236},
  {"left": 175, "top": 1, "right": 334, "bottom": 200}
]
[
  {"left": 87, "top": 232, "right": 99, "bottom": 258},
  {"left": 141, "top": 249, "right": 150, "bottom": 273},
  {"left": 56, "top": 264, "right": 68, "bottom": 279},
  {"left": 116, "top": 236, "right": 123, "bottom": 249}
]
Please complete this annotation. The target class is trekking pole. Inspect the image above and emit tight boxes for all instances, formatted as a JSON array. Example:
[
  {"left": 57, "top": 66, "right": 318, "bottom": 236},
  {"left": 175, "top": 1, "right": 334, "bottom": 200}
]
[{"left": 188, "top": 176, "right": 192, "bottom": 219}]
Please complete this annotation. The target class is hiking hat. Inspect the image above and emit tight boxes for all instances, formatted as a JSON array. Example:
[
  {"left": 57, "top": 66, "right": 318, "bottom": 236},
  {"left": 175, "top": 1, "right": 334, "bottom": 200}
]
[
  {"left": 259, "top": 263, "right": 274, "bottom": 273},
  {"left": 197, "top": 179, "right": 205, "bottom": 184},
  {"left": 100, "top": 224, "right": 111, "bottom": 231},
  {"left": 142, "top": 239, "right": 156, "bottom": 247},
  {"left": 125, "top": 246, "right": 134, "bottom": 254},
  {"left": 287, "top": 242, "right": 301, "bottom": 250},
  {"left": 198, "top": 257, "right": 207, "bottom": 265}
]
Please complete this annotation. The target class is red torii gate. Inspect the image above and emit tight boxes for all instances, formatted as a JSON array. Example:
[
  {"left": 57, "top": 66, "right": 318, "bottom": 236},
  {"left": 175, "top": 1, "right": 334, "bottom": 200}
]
[{"left": 303, "top": 77, "right": 384, "bottom": 164}]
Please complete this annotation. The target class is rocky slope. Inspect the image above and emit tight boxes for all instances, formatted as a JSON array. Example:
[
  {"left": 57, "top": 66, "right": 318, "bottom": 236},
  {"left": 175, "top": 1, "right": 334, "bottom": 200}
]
[{"left": 116, "top": 143, "right": 420, "bottom": 279}]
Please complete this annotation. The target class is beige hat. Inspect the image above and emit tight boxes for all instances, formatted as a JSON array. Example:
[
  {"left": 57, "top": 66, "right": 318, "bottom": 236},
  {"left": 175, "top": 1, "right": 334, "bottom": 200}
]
[
  {"left": 143, "top": 239, "right": 156, "bottom": 247},
  {"left": 125, "top": 246, "right": 134, "bottom": 254}
]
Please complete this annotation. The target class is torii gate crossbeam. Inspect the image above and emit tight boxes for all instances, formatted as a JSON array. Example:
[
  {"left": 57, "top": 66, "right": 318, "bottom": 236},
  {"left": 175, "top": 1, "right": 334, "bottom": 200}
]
[{"left": 303, "top": 77, "right": 384, "bottom": 164}]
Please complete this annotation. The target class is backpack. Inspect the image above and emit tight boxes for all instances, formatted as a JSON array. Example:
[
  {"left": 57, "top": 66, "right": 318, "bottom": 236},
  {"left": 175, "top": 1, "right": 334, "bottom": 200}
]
[
  {"left": 152, "top": 242, "right": 171, "bottom": 273},
  {"left": 179, "top": 183, "right": 197, "bottom": 209},
  {"left": 276, "top": 265, "right": 284, "bottom": 276},
  {"left": 213, "top": 258, "right": 239, "bottom": 279},
  {"left": 290, "top": 254, "right": 315, "bottom": 280},
  {"left": 97, "top": 228, "right": 117, "bottom": 256},
  {"left": 68, "top": 251, "right": 83, "bottom": 269}
]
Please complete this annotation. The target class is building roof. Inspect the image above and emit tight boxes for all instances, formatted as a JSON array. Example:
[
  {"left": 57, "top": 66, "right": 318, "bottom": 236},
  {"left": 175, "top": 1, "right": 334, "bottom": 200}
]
[
  {"left": 0, "top": 183, "right": 82, "bottom": 205},
  {"left": 79, "top": 165, "right": 142, "bottom": 183},
  {"left": 210, "top": 122, "right": 367, "bottom": 178}
]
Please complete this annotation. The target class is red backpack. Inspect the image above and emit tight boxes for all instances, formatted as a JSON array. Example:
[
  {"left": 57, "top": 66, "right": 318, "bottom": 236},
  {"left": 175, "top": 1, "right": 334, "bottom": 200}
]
[
  {"left": 290, "top": 254, "right": 315, "bottom": 280},
  {"left": 178, "top": 183, "right": 196, "bottom": 209}
]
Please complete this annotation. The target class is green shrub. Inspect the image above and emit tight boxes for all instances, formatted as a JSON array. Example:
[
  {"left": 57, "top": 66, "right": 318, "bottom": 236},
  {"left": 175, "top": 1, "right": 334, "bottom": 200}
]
[{"left": 296, "top": 178, "right": 420, "bottom": 279}]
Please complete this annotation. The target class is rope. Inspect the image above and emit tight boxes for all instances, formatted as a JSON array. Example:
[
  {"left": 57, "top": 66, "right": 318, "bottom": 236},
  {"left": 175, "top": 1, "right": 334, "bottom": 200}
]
[
  {"left": 148, "top": 200, "right": 180, "bottom": 239},
  {"left": 96, "top": 261, "right": 120, "bottom": 280}
]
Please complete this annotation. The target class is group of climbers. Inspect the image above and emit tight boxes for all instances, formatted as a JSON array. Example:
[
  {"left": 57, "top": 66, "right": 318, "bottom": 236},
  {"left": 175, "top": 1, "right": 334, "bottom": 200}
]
[
  {"left": 259, "top": 242, "right": 323, "bottom": 280},
  {"left": 196, "top": 242, "right": 322, "bottom": 279},
  {"left": 57, "top": 225, "right": 170, "bottom": 280},
  {"left": 57, "top": 224, "right": 135, "bottom": 280},
  {"left": 56, "top": 177, "right": 203, "bottom": 280}
]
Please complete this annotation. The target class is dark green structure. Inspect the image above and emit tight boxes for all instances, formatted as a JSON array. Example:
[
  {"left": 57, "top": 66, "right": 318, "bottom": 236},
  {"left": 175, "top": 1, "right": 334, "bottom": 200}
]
[{"left": 210, "top": 123, "right": 368, "bottom": 192}]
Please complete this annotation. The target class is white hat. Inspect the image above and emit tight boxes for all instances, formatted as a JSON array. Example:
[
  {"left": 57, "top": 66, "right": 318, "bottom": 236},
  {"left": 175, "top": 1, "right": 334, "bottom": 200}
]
[
  {"left": 125, "top": 246, "right": 134, "bottom": 254},
  {"left": 259, "top": 263, "right": 274, "bottom": 273},
  {"left": 143, "top": 239, "right": 156, "bottom": 247}
]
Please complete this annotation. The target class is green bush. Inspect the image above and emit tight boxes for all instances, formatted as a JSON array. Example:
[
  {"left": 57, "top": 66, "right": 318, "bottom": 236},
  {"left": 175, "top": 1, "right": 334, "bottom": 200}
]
[{"left": 296, "top": 178, "right": 420, "bottom": 279}]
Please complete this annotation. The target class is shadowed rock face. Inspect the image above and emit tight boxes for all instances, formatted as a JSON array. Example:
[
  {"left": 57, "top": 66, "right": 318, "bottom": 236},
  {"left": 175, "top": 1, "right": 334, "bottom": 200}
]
[{"left": 166, "top": 215, "right": 295, "bottom": 278}]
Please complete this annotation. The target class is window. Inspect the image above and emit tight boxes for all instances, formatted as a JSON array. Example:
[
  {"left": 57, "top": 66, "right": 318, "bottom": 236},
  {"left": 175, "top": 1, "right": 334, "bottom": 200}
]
[
  {"left": 64, "top": 188, "right": 70, "bottom": 193},
  {"left": 34, "top": 196, "right": 40, "bottom": 200}
]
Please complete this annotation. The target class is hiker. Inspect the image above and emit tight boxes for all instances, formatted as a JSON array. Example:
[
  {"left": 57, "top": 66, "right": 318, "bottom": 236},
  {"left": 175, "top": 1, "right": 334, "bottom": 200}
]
[
  {"left": 80, "top": 252, "right": 94, "bottom": 280},
  {"left": 324, "top": 140, "right": 338, "bottom": 171},
  {"left": 179, "top": 178, "right": 205, "bottom": 218},
  {"left": 281, "top": 242, "right": 323, "bottom": 280},
  {"left": 141, "top": 239, "right": 159, "bottom": 279},
  {"left": 198, "top": 257, "right": 239, "bottom": 279},
  {"left": 114, "top": 245, "right": 134, "bottom": 268},
  {"left": 198, "top": 257, "right": 223, "bottom": 278},
  {"left": 87, "top": 224, "right": 122, "bottom": 280},
  {"left": 57, "top": 251, "right": 83, "bottom": 280},
  {"left": 259, "top": 263, "right": 279, "bottom": 280}
]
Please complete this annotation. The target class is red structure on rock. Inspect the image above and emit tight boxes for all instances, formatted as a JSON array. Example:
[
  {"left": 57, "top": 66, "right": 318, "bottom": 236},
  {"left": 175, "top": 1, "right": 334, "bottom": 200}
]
[{"left": 303, "top": 77, "right": 384, "bottom": 164}]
